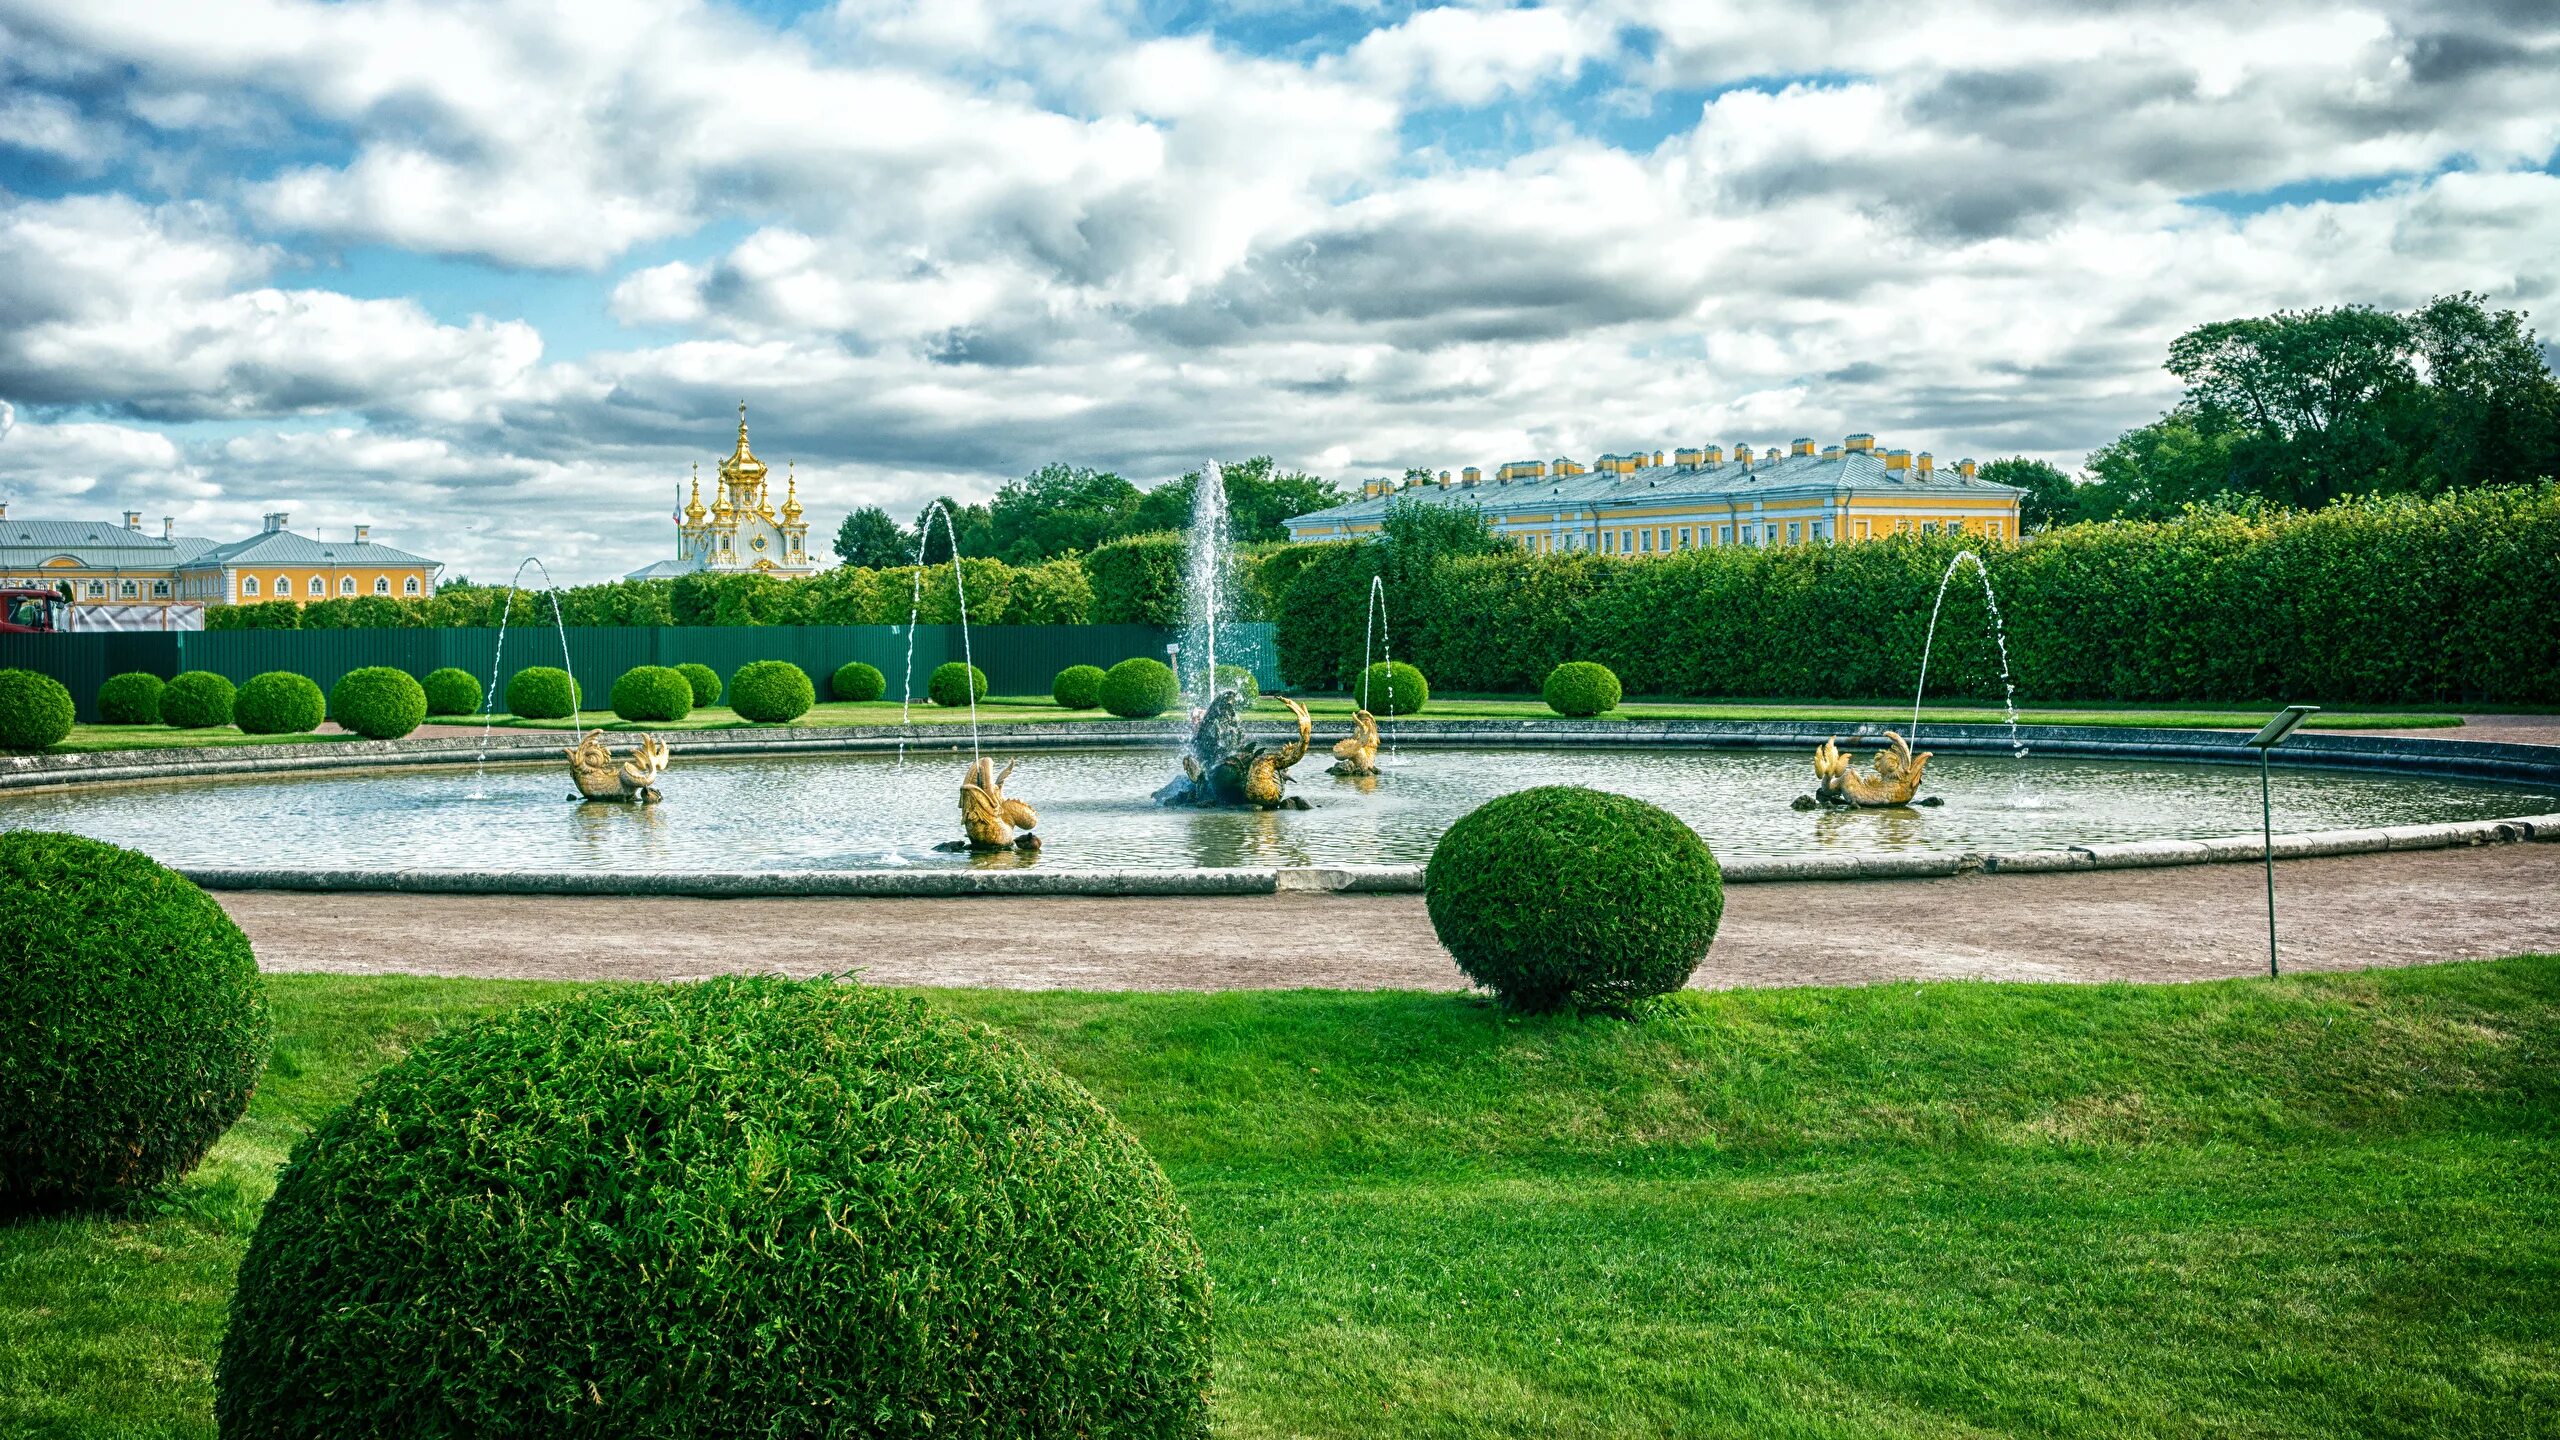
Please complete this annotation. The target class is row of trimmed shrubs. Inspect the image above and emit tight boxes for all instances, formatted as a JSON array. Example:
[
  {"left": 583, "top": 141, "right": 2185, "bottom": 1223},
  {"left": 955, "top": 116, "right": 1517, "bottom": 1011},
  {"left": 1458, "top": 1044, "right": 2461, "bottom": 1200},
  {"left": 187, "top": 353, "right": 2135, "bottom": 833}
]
[{"left": 0, "top": 666, "right": 430, "bottom": 747}]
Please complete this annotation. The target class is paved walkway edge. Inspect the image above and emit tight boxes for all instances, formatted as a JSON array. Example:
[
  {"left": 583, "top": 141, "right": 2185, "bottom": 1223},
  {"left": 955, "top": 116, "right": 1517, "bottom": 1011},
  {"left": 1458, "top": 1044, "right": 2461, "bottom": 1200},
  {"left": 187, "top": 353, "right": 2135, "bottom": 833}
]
[{"left": 178, "top": 812, "right": 2560, "bottom": 898}]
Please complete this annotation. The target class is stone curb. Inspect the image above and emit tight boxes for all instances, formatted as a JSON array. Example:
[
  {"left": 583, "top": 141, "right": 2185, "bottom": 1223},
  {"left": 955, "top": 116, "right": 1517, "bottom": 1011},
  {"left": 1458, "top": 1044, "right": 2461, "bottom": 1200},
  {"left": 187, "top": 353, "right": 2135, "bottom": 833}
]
[{"left": 169, "top": 812, "right": 2560, "bottom": 899}]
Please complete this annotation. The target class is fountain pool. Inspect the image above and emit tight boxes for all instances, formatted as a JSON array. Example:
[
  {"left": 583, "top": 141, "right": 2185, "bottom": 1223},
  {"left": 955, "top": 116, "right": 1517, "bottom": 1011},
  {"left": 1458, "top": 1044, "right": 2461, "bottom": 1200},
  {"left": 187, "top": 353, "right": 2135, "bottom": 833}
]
[{"left": 4, "top": 745, "right": 2549, "bottom": 875}]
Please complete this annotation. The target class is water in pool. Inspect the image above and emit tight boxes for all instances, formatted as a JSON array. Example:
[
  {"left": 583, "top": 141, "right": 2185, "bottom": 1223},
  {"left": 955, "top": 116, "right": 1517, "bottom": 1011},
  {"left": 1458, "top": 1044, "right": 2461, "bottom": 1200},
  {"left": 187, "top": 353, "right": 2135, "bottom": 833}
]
[{"left": 3, "top": 745, "right": 2550, "bottom": 872}]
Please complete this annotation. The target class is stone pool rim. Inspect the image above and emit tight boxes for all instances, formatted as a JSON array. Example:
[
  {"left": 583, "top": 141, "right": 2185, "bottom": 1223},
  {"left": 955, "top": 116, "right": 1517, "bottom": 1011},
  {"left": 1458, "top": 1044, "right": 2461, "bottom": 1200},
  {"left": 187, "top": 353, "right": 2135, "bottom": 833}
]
[{"left": 7, "top": 718, "right": 2557, "bottom": 897}]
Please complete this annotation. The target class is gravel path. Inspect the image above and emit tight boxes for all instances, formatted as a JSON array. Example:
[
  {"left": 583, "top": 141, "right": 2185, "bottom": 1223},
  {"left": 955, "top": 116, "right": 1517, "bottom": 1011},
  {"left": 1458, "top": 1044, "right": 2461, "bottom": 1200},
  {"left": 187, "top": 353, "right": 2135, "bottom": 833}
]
[{"left": 222, "top": 842, "right": 2560, "bottom": 992}]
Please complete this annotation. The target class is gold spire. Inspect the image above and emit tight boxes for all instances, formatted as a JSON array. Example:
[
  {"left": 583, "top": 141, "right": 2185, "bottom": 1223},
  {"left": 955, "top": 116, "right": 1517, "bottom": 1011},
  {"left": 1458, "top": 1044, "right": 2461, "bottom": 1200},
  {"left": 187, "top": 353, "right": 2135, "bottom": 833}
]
[
  {"left": 719, "top": 398, "right": 767, "bottom": 490},
  {"left": 683, "top": 463, "right": 705, "bottom": 524},
  {"left": 780, "top": 462, "right": 803, "bottom": 523}
]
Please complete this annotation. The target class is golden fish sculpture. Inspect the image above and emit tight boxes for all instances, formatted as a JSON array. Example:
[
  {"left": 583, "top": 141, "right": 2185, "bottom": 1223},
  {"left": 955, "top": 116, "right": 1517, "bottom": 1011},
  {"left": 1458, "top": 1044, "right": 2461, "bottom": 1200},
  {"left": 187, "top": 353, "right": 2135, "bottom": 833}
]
[
  {"left": 1328, "top": 709, "right": 1380, "bottom": 776},
  {"left": 1809, "top": 730, "right": 1931, "bottom": 807},
  {"left": 567, "top": 730, "right": 670, "bottom": 803},
  {"left": 958, "top": 757, "right": 1041, "bottom": 850}
]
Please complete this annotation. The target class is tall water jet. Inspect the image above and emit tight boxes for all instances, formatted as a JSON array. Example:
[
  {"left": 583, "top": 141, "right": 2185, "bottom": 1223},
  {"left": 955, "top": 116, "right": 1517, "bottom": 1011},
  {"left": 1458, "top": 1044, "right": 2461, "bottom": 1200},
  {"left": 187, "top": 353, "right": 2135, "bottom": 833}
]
[
  {"left": 1178, "top": 459, "right": 1240, "bottom": 704},
  {"left": 896, "top": 500, "right": 981, "bottom": 763},
  {"left": 1911, "top": 550, "right": 2026, "bottom": 759},
  {"left": 1355, "top": 574, "right": 1399, "bottom": 761},
  {"left": 470, "top": 556, "right": 580, "bottom": 796}
]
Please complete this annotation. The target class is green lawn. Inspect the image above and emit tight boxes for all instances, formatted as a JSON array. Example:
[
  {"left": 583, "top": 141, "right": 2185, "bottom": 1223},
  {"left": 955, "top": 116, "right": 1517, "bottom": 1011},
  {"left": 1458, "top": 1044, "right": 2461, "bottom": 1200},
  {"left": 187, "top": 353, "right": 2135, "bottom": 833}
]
[{"left": 6, "top": 961, "right": 2555, "bottom": 1436}]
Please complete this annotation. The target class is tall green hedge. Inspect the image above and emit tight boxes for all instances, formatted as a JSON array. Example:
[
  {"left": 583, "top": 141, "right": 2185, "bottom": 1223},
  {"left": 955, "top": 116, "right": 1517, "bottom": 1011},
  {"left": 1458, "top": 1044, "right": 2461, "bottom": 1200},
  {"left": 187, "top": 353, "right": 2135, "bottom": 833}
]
[{"left": 1277, "top": 486, "right": 2560, "bottom": 704}]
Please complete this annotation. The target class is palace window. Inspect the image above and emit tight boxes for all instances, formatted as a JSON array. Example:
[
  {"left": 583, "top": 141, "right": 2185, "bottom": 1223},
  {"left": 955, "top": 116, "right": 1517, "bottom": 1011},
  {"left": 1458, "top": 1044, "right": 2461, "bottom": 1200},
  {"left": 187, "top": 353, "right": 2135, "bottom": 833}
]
[
  {"left": 1788, "top": 521, "right": 1802, "bottom": 544},
  {"left": 1677, "top": 527, "right": 1691, "bottom": 549},
  {"left": 374, "top": 576, "right": 390, "bottom": 595},
  {"left": 243, "top": 575, "right": 259, "bottom": 596},
  {"left": 1986, "top": 519, "right": 2003, "bottom": 538},
  {"left": 1856, "top": 519, "right": 1871, "bottom": 539},
  {"left": 405, "top": 576, "right": 420, "bottom": 595},
  {"left": 119, "top": 580, "right": 138, "bottom": 598},
  {"left": 1922, "top": 520, "right": 1941, "bottom": 534},
  {"left": 85, "top": 580, "right": 105, "bottom": 598},
  {"left": 152, "top": 580, "right": 169, "bottom": 597},
  {"left": 1639, "top": 530, "right": 1652, "bottom": 553},
  {"left": 1602, "top": 531, "right": 1615, "bottom": 554},
  {"left": 340, "top": 576, "right": 357, "bottom": 595}
]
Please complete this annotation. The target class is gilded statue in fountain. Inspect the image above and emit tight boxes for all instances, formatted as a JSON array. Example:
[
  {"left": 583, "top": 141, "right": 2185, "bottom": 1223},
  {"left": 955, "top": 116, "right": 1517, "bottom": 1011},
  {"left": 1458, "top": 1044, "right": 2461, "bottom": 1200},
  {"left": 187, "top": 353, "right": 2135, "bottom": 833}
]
[
  {"left": 1328, "top": 709, "right": 1380, "bottom": 777},
  {"left": 1800, "top": 730, "right": 1937, "bottom": 808},
  {"left": 567, "top": 730, "right": 671, "bottom": 803},
  {"left": 953, "top": 757, "right": 1041, "bottom": 851},
  {"left": 1155, "top": 691, "right": 1314, "bottom": 809}
]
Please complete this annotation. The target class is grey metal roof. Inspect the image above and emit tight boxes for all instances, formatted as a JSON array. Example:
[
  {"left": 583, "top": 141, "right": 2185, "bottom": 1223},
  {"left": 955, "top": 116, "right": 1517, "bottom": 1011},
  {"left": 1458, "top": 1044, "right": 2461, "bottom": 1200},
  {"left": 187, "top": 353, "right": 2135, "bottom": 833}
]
[
  {"left": 1287, "top": 451, "right": 2021, "bottom": 530},
  {"left": 622, "top": 558, "right": 697, "bottom": 580},
  {"left": 188, "top": 529, "right": 438, "bottom": 569},
  {"left": 0, "top": 519, "right": 220, "bottom": 568}
]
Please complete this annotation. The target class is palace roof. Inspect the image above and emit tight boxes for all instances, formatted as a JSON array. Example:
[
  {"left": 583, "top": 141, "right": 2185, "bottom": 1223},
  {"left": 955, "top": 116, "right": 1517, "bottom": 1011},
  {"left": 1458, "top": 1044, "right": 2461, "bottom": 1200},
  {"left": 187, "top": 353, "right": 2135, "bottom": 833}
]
[
  {"left": 188, "top": 529, "right": 437, "bottom": 569},
  {"left": 1289, "top": 448, "right": 2021, "bottom": 530},
  {"left": 0, "top": 519, "right": 219, "bottom": 568}
]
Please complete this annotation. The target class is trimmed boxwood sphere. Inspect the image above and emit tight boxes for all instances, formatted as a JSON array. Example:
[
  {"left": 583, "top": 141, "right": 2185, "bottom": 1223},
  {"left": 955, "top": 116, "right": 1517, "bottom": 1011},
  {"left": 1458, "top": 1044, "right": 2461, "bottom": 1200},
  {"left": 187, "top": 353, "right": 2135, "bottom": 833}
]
[
  {"left": 233, "top": 671, "right": 326, "bottom": 735},
  {"left": 1353, "top": 660, "right": 1428, "bottom": 716},
  {"left": 674, "top": 661, "right": 722, "bottom": 708},
  {"left": 330, "top": 668, "right": 428, "bottom": 740},
  {"left": 0, "top": 833, "right": 270, "bottom": 1210},
  {"left": 0, "top": 669, "right": 76, "bottom": 750},
  {"left": 421, "top": 666, "right": 484, "bottom": 717},
  {"left": 929, "top": 660, "right": 988, "bottom": 707},
  {"left": 831, "top": 660, "right": 885, "bottom": 702},
  {"left": 1543, "top": 661, "right": 1623, "bottom": 717},
  {"left": 610, "top": 665, "right": 695, "bottom": 723},
  {"left": 158, "top": 670, "right": 236, "bottom": 729},
  {"left": 1052, "top": 664, "right": 1107, "bottom": 709},
  {"left": 1099, "top": 657, "right": 1181, "bottom": 719},
  {"left": 96, "top": 671, "right": 166, "bottom": 726},
  {"left": 217, "top": 977, "right": 1212, "bottom": 1438},
  {"left": 504, "top": 666, "right": 580, "bottom": 720},
  {"left": 1212, "top": 664, "right": 1259, "bottom": 704},
  {"left": 730, "top": 660, "right": 815, "bottom": 723},
  {"left": 1425, "top": 786, "right": 1723, "bottom": 1015}
]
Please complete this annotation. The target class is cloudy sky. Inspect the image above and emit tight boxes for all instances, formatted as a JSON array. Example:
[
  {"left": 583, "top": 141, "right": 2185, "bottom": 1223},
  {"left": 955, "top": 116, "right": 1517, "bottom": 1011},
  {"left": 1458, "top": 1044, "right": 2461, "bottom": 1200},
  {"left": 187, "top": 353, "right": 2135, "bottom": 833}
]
[{"left": 1, "top": 0, "right": 2555, "bottom": 581}]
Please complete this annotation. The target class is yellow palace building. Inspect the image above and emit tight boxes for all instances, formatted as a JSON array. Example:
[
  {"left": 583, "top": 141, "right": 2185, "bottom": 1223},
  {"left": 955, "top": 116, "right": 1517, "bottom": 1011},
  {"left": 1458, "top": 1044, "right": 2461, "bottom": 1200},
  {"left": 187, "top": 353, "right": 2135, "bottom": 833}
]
[
  {"left": 1282, "top": 434, "right": 2022, "bottom": 554},
  {"left": 0, "top": 502, "right": 439, "bottom": 625}
]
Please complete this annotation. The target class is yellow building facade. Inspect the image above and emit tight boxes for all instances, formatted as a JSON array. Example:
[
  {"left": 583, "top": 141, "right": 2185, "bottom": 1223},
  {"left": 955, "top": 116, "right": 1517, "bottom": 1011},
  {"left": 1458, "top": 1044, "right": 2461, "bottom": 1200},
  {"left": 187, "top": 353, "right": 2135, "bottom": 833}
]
[
  {"left": 0, "top": 503, "right": 439, "bottom": 622},
  {"left": 1285, "top": 432, "right": 2021, "bottom": 553}
]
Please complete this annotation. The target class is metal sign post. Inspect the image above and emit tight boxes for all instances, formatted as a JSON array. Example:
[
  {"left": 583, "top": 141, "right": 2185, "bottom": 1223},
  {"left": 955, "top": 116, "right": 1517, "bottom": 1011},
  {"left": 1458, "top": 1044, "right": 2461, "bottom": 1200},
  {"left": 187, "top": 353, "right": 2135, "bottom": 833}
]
[{"left": 2243, "top": 705, "right": 2319, "bottom": 977}]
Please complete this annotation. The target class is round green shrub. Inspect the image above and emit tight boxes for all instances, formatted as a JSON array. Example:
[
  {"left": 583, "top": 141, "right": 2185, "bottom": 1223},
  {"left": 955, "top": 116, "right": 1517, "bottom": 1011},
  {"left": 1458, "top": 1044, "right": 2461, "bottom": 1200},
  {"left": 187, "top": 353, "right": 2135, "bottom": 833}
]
[
  {"left": 158, "top": 670, "right": 236, "bottom": 730},
  {"left": 1052, "top": 664, "right": 1107, "bottom": 709},
  {"left": 96, "top": 671, "right": 166, "bottom": 726},
  {"left": 674, "top": 661, "right": 722, "bottom": 708},
  {"left": 1212, "top": 664, "right": 1260, "bottom": 704},
  {"left": 831, "top": 661, "right": 885, "bottom": 703},
  {"left": 1543, "top": 661, "right": 1623, "bottom": 717},
  {"left": 729, "top": 660, "right": 815, "bottom": 723},
  {"left": 421, "top": 667, "right": 484, "bottom": 717},
  {"left": 216, "top": 977, "right": 1211, "bottom": 1437},
  {"left": 0, "top": 833, "right": 270, "bottom": 1210},
  {"left": 233, "top": 671, "right": 326, "bottom": 735},
  {"left": 928, "top": 660, "right": 988, "bottom": 707},
  {"left": 0, "top": 669, "right": 76, "bottom": 750},
  {"left": 1099, "top": 657, "right": 1182, "bottom": 719},
  {"left": 1353, "top": 660, "right": 1428, "bottom": 716},
  {"left": 329, "top": 668, "right": 428, "bottom": 740},
  {"left": 610, "top": 665, "right": 695, "bottom": 723},
  {"left": 503, "top": 666, "right": 580, "bottom": 721},
  {"left": 1425, "top": 786, "right": 1723, "bottom": 1015}
]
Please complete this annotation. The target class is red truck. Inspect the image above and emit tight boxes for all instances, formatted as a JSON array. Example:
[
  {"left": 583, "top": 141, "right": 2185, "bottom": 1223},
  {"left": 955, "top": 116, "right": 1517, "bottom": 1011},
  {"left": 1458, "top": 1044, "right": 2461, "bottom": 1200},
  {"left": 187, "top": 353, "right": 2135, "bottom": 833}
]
[{"left": 0, "top": 587, "right": 69, "bottom": 633}]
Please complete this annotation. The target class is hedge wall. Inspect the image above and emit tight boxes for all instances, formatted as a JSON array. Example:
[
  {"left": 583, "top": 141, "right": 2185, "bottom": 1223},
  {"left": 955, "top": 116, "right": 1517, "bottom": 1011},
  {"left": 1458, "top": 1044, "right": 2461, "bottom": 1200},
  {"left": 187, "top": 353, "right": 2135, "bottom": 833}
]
[{"left": 1278, "top": 485, "right": 2560, "bottom": 705}]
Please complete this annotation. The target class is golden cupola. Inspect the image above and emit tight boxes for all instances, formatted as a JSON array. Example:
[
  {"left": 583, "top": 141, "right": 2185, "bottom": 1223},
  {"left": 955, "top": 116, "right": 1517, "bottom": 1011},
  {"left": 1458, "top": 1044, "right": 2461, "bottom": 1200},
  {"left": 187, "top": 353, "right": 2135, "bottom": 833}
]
[
  {"left": 780, "top": 463, "right": 803, "bottom": 524},
  {"left": 718, "top": 400, "right": 768, "bottom": 507},
  {"left": 683, "top": 464, "right": 706, "bottom": 525}
]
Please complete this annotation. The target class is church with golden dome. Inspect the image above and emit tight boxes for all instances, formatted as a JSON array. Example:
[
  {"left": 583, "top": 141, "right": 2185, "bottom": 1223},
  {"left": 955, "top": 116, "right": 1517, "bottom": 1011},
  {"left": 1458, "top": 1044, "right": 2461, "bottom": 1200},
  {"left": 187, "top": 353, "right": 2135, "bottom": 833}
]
[{"left": 625, "top": 403, "right": 817, "bottom": 581}]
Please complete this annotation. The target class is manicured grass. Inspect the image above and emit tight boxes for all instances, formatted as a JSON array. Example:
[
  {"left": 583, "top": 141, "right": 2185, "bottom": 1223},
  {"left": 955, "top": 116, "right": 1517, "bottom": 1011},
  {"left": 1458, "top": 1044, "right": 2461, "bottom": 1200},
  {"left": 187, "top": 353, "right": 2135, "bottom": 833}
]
[
  {"left": 7, "top": 960, "right": 2555, "bottom": 1436},
  {"left": 51, "top": 724, "right": 369, "bottom": 753}
]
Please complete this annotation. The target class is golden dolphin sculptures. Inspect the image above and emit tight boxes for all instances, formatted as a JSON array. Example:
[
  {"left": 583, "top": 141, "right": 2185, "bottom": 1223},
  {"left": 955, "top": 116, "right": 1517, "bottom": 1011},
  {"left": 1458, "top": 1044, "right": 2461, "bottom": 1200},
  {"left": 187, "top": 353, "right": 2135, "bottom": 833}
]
[
  {"left": 959, "top": 757, "right": 1041, "bottom": 850},
  {"left": 567, "top": 730, "right": 669, "bottom": 803},
  {"left": 1242, "top": 696, "right": 1313, "bottom": 807},
  {"left": 1811, "top": 730, "right": 1931, "bottom": 807},
  {"left": 1328, "top": 709, "right": 1380, "bottom": 776}
]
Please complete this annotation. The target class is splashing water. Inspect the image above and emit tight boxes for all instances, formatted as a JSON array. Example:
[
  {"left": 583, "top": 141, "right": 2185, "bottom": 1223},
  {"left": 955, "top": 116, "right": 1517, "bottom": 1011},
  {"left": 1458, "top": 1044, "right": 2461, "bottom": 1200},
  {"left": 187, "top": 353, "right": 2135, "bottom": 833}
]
[
  {"left": 1910, "top": 550, "right": 2026, "bottom": 759},
  {"left": 470, "top": 556, "right": 580, "bottom": 797},
  {"left": 1178, "top": 459, "right": 1238, "bottom": 706},
  {"left": 897, "top": 500, "right": 980, "bottom": 764}
]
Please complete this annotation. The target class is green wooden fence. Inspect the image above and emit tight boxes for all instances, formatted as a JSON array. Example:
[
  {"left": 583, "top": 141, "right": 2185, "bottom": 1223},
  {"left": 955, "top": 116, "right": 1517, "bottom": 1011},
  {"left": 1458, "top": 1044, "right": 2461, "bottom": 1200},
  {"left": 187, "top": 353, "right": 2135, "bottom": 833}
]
[{"left": 2, "top": 624, "right": 1280, "bottom": 722}]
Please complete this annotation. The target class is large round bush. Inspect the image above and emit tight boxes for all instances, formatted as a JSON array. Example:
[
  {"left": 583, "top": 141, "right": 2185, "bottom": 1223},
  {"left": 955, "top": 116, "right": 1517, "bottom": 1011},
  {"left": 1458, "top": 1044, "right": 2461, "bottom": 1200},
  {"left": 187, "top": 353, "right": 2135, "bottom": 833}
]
[
  {"left": 1052, "top": 664, "right": 1106, "bottom": 709},
  {"left": 1099, "top": 657, "right": 1181, "bottom": 719},
  {"left": 0, "top": 833, "right": 270, "bottom": 1210},
  {"left": 610, "top": 665, "right": 695, "bottom": 723},
  {"left": 233, "top": 671, "right": 326, "bottom": 735},
  {"left": 729, "top": 660, "right": 815, "bottom": 723},
  {"left": 831, "top": 660, "right": 885, "bottom": 702},
  {"left": 504, "top": 666, "right": 580, "bottom": 720},
  {"left": 1213, "top": 665, "right": 1259, "bottom": 705},
  {"left": 158, "top": 670, "right": 235, "bottom": 729},
  {"left": 1352, "top": 661, "right": 1428, "bottom": 716},
  {"left": 0, "top": 669, "right": 76, "bottom": 750},
  {"left": 330, "top": 668, "right": 428, "bottom": 740},
  {"left": 216, "top": 977, "right": 1211, "bottom": 1438},
  {"left": 1425, "top": 787, "right": 1723, "bottom": 1015},
  {"left": 421, "top": 667, "right": 483, "bottom": 717},
  {"left": 1543, "top": 661, "right": 1623, "bottom": 717},
  {"left": 96, "top": 671, "right": 166, "bottom": 726},
  {"left": 929, "top": 660, "right": 988, "bottom": 707},
  {"left": 674, "top": 661, "right": 722, "bottom": 708}
]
